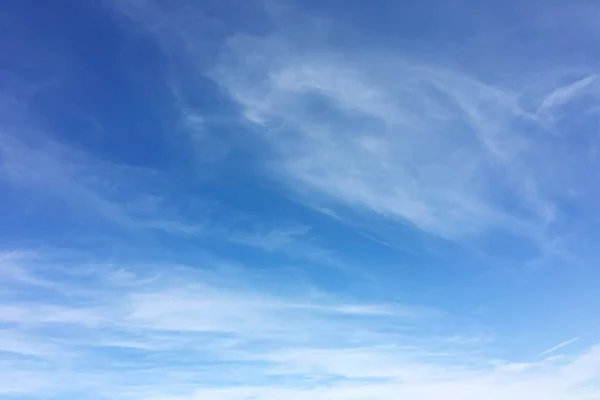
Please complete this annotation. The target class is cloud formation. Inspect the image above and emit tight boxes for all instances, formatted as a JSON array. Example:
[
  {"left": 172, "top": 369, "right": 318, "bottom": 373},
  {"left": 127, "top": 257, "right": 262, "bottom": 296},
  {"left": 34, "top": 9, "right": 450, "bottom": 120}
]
[
  {"left": 0, "top": 130, "right": 337, "bottom": 265},
  {"left": 2, "top": 1, "right": 600, "bottom": 400},
  {"left": 1, "top": 251, "right": 599, "bottom": 400},
  {"left": 212, "top": 36, "right": 595, "bottom": 243},
  {"left": 106, "top": 0, "right": 600, "bottom": 256}
]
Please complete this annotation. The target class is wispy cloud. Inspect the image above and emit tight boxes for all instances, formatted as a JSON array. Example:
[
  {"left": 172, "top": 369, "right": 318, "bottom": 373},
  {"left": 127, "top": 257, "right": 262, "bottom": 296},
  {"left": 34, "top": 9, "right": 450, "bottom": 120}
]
[
  {"left": 211, "top": 38, "right": 554, "bottom": 240},
  {"left": 0, "top": 250, "right": 599, "bottom": 400},
  {"left": 539, "top": 75, "right": 597, "bottom": 112},
  {"left": 0, "top": 131, "right": 337, "bottom": 265},
  {"left": 0, "top": 132, "right": 180, "bottom": 233},
  {"left": 211, "top": 223, "right": 341, "bottom": 266},
  {"left": 540, "top": 337, "right": 580, "bottom": 357},
  {"left": 3, "top": 1, "right": 600, "bottom": 399},
  {"left": 107, "top": 0, "right": 600, "bottom": 260}
]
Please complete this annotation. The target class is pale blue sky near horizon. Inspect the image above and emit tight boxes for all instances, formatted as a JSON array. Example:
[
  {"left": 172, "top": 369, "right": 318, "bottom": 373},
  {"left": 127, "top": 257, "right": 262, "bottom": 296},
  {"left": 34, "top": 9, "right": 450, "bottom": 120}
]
[{"left": 1, "top": 1, "right": 600, "bottom": 399}]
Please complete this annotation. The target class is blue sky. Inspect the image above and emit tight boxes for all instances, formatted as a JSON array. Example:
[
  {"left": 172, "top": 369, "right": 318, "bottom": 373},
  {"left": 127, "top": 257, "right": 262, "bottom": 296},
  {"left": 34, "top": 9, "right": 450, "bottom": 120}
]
[{"left": 1, "top": 0, "right": 600, "bottom": 399}]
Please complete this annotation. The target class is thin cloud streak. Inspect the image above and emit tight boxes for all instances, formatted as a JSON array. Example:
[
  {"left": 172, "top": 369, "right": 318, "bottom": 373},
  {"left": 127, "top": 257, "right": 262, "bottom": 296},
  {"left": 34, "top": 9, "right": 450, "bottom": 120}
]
[
  {"left": 539, "top": 76, "right": 597, "bottom": 112},
  {"left": 540, "top": 337, "right": 581, "bottom": 357}
]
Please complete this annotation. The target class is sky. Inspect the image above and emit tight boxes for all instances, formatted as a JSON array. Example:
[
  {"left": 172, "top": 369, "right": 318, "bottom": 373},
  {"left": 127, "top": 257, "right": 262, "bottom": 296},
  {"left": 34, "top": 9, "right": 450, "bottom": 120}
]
[{"left": 1, "top": 0, "right": 600, "bottom": 399}]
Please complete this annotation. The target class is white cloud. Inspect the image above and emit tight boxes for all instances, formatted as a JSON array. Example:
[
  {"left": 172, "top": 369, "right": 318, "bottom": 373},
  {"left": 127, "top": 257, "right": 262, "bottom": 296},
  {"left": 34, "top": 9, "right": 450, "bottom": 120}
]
[
  {"left": 0, "top": 251, "right": 599, "bottom": 400},
  {"left": 0, "top": 131, "right": 337, "bottom": 264},
  {"left": 213, "top": 223, "right": 342, "bottom": 266},
  {"left": 209, "top": 36, "right": 560, "bottom": 240},
  {"left": 105, "top": 0, "right": 600, "bottom": 256},
  {"left": 540, "top": 337, "right": 581, "bottom": 356},
  {"left": 539, "top": 75, "right": 597, "bottom": 112},
  {"left": 0, "top": 132, "right": 179, "bottom": 233},
  {"left": 3, "top": 2, "right": 600, "bottom": 399}
]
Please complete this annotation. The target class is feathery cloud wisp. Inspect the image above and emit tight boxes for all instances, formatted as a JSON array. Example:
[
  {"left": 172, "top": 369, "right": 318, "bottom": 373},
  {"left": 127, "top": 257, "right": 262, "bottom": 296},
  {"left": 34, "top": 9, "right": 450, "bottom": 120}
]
[
  {"left": 212, "top": 39, "right": 555, "bottom": 239},
  {"left": 1, "top": 251, "right": 599, "bottom": 400}
]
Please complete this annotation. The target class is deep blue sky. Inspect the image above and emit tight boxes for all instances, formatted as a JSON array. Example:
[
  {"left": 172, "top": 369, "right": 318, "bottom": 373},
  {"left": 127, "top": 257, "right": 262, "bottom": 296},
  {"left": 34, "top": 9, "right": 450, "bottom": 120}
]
[{"left": 1, "top": 1, "right": 600, "bottom": 399}]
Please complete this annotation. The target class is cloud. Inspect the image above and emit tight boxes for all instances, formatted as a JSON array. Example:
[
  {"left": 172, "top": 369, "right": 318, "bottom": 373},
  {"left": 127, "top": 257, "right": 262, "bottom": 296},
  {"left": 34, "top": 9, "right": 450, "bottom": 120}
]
[
  {"left": 3, "top": 1, "right": 600, "bottom": 399},
  {"left": 0, "top": 132, "right": 182, "bottom": 233},
  {"left": 104, "top": 0, "right": 600, "bottom": 260},
  {"left": 540, "top": 337, "right": 581, "bottom": 357},
  {"left": 0, "top": 250, "right": 599, "bottom": 400},
  {"left": 210, "top": 223, "right": 341, "bottom": 266},
  {"left": 211, "top": 37, "right": 555, "bottom": 240},
  {"left": 0, "top": 131, "right": 337, "bottom": 265},
  {"left": 539, "top": 75, "right": 597, "bottom": 112}
]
